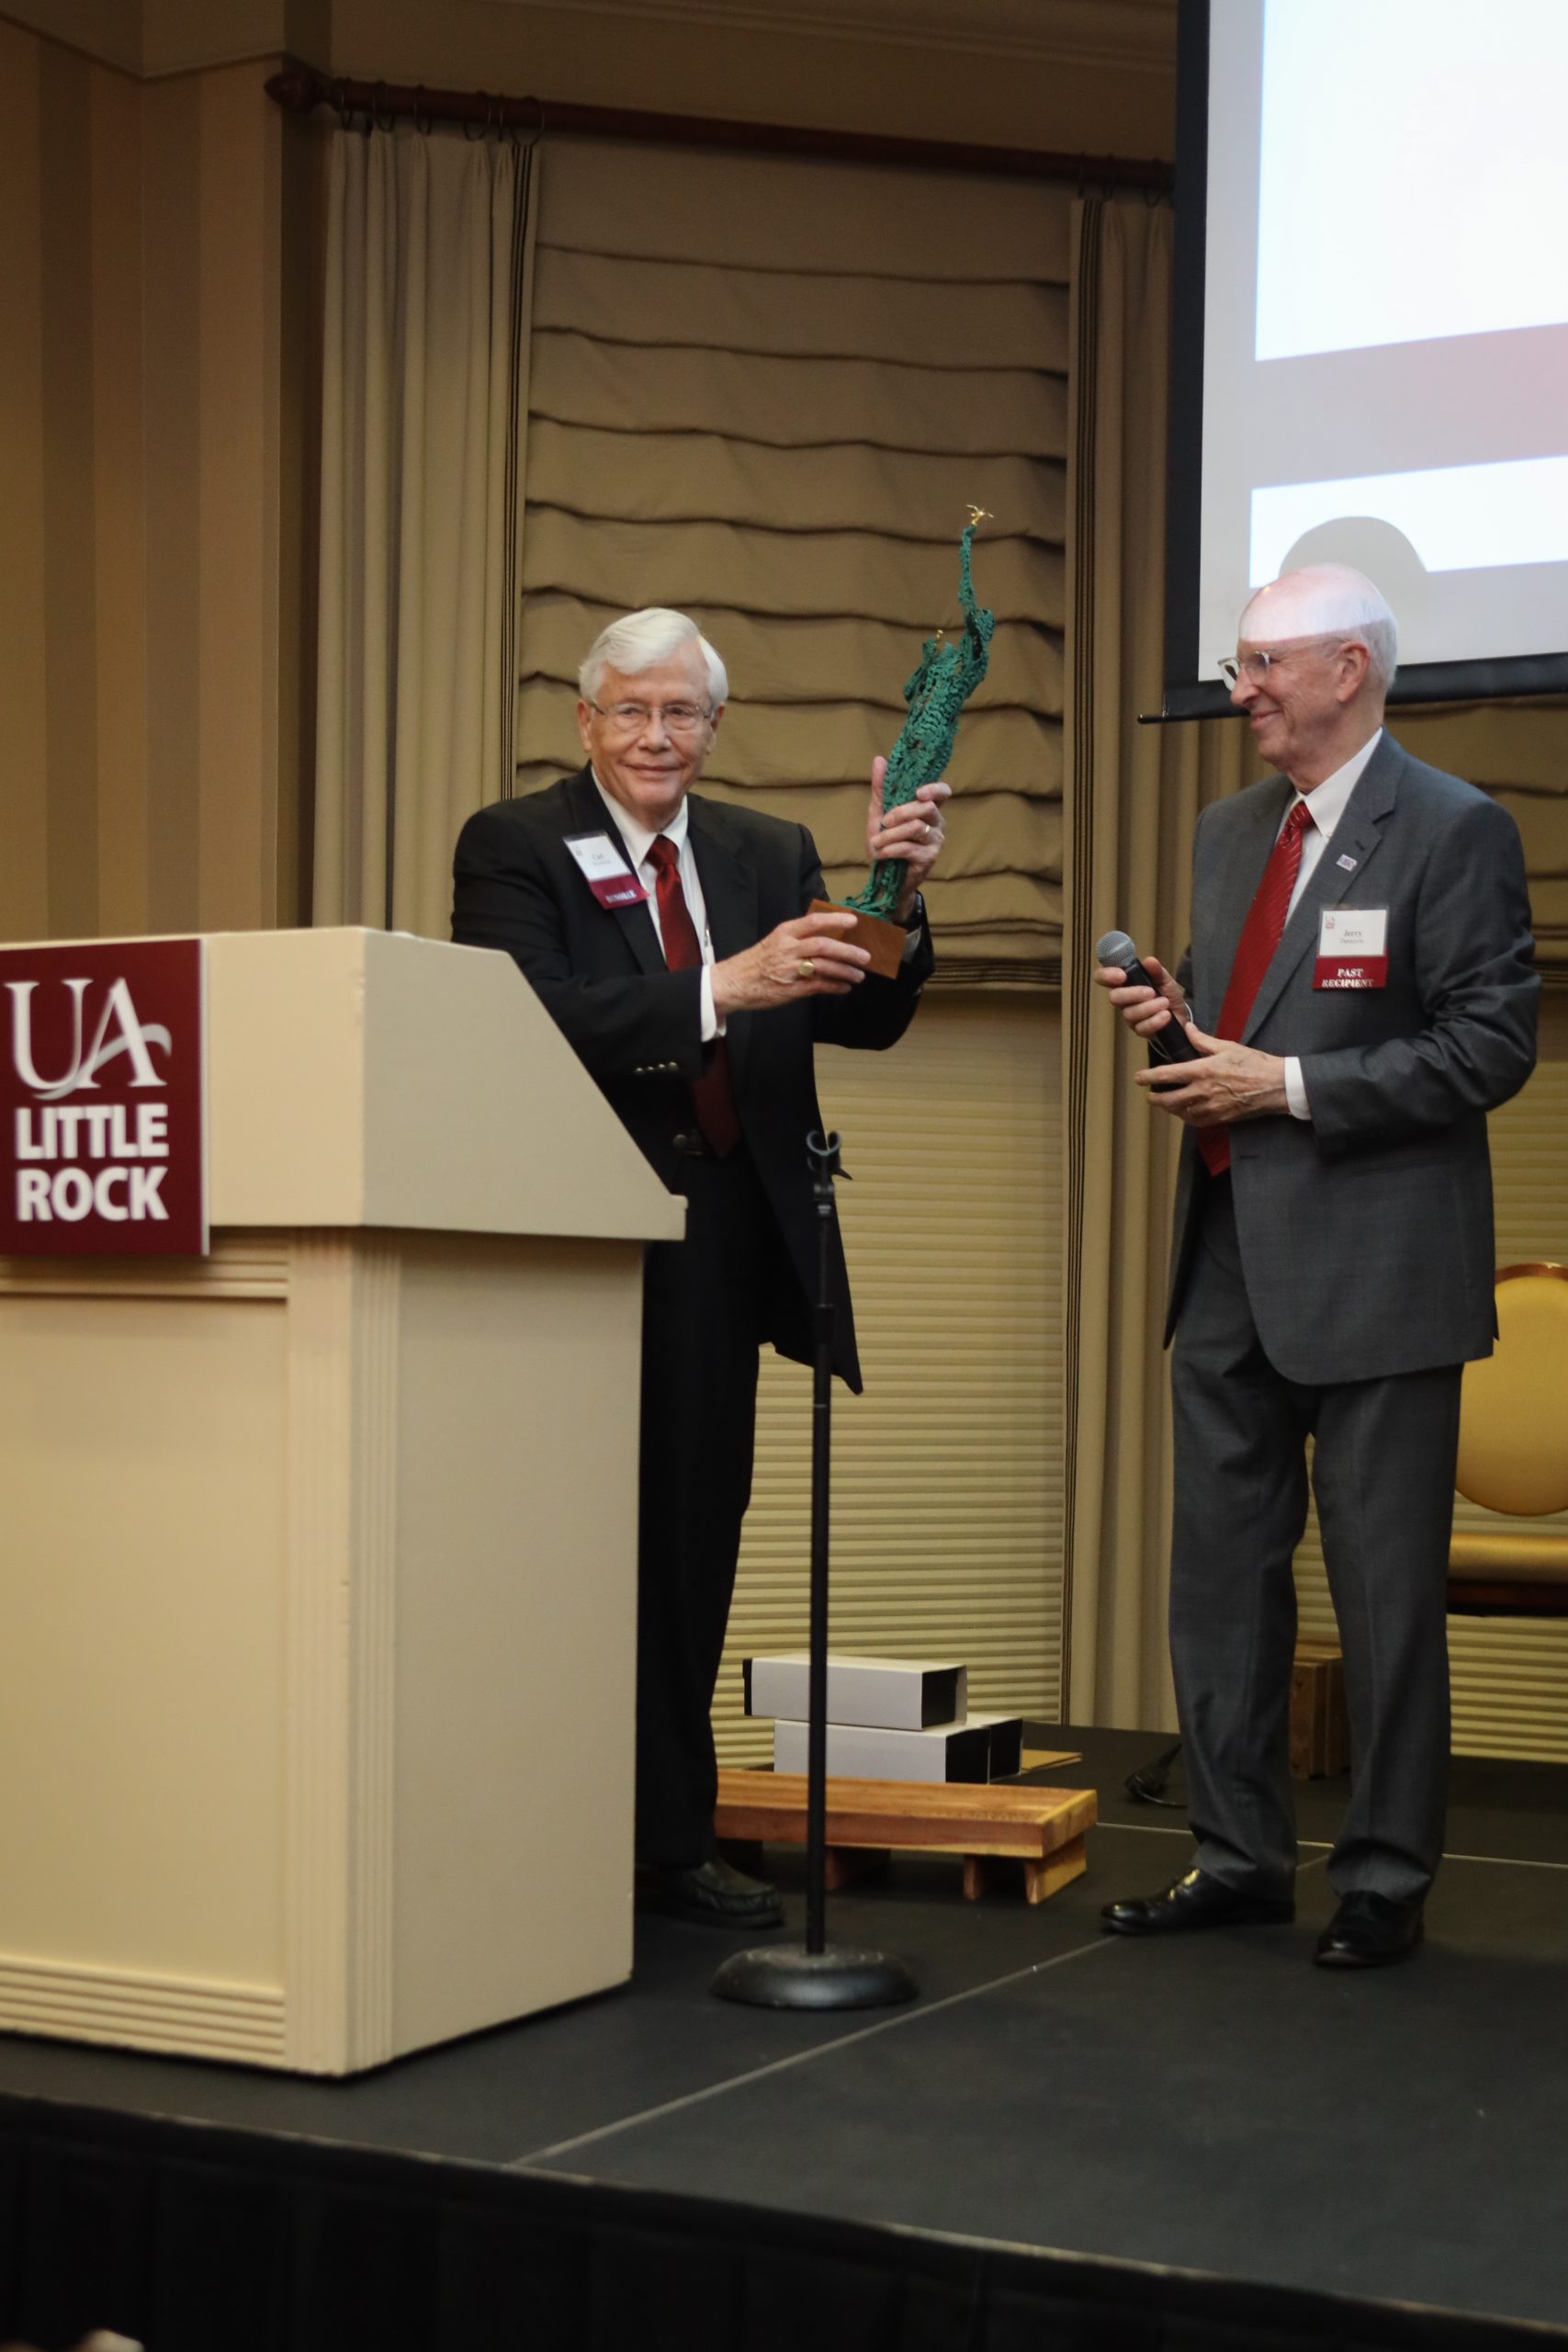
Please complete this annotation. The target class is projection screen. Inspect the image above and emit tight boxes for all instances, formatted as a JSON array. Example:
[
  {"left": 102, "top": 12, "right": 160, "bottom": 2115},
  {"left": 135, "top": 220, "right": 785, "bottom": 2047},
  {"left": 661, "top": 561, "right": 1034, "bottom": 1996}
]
[{"left": 1163, "top": 0, "right": 1568, "bottom": 717}]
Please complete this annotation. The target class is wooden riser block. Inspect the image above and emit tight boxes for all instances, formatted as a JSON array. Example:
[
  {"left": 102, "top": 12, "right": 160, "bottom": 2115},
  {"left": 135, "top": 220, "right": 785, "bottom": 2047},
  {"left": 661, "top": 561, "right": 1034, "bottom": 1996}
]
[
  {"left": 714, "top": 1770, "right": 1097, "bottom": 1905},
  {"left": 823, "top": 1849, "right": 891, "bottom": 1893},
  {"left": 963, "top": 1842, "right": 1087, "bottom": 1905}
]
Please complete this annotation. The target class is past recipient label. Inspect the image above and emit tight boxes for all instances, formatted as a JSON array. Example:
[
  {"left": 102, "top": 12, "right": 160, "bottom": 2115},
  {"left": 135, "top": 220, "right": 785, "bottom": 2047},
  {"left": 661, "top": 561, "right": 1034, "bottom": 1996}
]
[
  {"left": 1314, "top": 907, "right": 1388, "bottom": 990},
  {"left": 565, "top": 832, "right": 649, "bottom": 910}
]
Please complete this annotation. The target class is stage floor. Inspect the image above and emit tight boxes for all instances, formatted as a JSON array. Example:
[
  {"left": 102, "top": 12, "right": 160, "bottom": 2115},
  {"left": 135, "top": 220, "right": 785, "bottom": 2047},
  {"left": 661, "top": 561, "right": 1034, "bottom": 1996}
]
[{"left": 5, "top": 1728, "right": 1568, "bottom": 2336}]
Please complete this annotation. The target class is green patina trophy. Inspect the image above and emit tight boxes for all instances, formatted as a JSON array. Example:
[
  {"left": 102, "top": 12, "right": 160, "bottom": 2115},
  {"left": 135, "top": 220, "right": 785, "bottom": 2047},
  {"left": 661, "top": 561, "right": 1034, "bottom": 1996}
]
[{"left": 811, "top": 507, "right": 995, "bottom": 975}]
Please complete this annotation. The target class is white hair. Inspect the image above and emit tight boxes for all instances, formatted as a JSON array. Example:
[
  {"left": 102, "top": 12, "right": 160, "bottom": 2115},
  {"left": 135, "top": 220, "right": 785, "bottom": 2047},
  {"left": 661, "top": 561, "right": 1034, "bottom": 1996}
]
[
  {"left": 579, "top": 608, "right": 728, "bottom": 707},
  {"left": 1244, "top": 563, "right": 1399, "bottom": 693}
]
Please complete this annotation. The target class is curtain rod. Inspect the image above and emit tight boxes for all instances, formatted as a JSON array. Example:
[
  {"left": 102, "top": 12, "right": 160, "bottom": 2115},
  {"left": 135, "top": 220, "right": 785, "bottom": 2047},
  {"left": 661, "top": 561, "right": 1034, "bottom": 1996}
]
[{"left": 264, "top": 62, "right": 1173, "bottom": 193}]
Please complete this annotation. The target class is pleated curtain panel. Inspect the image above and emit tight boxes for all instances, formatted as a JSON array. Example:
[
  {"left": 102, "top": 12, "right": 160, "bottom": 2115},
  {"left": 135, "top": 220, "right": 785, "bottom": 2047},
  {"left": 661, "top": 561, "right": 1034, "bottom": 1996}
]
[
  {"left": 1061, "top": 197, "right": 1253, "bottom": 1732},
  {"left": 513, "top": 137, "right": 1071, "bottom": 977},
  {"left": 314, "top": 124, "right": 535, "bottom": 937}
]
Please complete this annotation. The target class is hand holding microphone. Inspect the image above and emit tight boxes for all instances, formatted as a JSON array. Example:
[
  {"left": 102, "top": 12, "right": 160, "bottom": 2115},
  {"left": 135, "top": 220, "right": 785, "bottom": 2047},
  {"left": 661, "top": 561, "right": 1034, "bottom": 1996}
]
[{"left": 1093, "top": 931, "right": 1202, "bottom": 1065}]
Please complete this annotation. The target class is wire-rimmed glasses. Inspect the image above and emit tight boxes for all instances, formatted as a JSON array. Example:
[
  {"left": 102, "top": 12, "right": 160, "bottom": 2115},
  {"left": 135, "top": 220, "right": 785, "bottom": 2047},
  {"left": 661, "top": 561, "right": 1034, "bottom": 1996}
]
[{"left": 586, "top": 698, "right": 714, "bottom": 736}]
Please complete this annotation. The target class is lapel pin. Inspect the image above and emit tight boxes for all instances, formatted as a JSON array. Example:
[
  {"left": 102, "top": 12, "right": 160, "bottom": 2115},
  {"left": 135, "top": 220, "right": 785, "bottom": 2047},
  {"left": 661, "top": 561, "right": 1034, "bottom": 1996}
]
[{"left": 1336, "top": 854, "right": 1358, "bottom": 872}]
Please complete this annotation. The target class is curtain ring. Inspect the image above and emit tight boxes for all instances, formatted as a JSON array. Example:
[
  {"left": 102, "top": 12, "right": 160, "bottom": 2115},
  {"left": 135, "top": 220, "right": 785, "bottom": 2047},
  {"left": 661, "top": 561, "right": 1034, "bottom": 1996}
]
[
  {"left": 506, "top": 94, "right": 545, "bottom": 148},
  {"left": 462, "top": 91, "right": 489, "bottom": 140},
  {"left": 369, "top": 79, "right": 393, "bottom": 134},
  {"left": 412, "top": 82, "right": 434, "bottom": 136},
  {"left": 331, "top": 75, "right": 354, "bottom": 132}
]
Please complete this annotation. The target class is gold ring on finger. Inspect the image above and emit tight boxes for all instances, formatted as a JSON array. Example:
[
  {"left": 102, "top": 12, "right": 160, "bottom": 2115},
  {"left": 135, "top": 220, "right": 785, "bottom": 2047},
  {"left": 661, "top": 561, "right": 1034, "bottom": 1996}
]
[{"left": 797, "top": 958, "right": 815, "bottom": 979}]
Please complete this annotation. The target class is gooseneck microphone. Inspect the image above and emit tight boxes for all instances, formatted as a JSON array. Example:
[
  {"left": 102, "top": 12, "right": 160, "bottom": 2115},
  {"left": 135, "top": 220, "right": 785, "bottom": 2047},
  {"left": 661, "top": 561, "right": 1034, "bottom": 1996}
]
[{"left": 1095, "top": 929, "right": 1202, "bottom": 1065}]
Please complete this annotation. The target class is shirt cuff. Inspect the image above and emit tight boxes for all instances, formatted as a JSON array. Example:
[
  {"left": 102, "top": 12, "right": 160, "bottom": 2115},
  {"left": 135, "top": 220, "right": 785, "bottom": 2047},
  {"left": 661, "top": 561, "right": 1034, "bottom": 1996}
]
[
  {"left": 1284, "top": 1056, "right": 1311, "bottom": 1120},
  {"left": 700, "top": 966, "right": 725, "bottom": 1041}
]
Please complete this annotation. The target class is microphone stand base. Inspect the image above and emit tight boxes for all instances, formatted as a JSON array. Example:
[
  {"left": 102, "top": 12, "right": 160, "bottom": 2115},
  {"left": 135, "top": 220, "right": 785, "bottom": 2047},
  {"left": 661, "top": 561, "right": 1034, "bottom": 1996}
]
[{"left": 710, "top": 1942, "right": 918, "bottom": 2010}]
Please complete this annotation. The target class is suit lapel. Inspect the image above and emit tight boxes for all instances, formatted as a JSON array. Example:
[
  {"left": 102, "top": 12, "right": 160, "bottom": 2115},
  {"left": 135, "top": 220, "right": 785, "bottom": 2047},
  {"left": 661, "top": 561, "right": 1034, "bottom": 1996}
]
[
  {"left": 1242, "top": 733, "right": 1404, "bottom": 1043},
  {"left": 687, "top": 794, "right": 759, "bottom": 1092},
  {"left": 565, "top": 765, "right": 664, "bottom": 977}
]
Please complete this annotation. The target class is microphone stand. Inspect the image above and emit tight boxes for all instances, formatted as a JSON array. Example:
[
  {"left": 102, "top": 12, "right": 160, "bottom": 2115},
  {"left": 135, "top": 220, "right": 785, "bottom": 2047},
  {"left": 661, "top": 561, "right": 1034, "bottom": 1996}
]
[{"left": 711, "top": 1130, "right": 917, "bottom": 2010}]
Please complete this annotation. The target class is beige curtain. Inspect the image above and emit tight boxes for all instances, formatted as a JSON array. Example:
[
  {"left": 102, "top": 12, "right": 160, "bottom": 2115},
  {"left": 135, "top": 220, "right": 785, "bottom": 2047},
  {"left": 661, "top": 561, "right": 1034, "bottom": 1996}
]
[
  {"left": 1061, "top": 197, "right": 1254, "bottom": 1729},
  {"left": 314, "top": 125, "right": 536, "bottom": 936},
  {"left": 1393, "top": 702, "right": 1568, "bottom": 959},
  {"left": 514, "top": 136, "right": 1071, "bottom": 975}
]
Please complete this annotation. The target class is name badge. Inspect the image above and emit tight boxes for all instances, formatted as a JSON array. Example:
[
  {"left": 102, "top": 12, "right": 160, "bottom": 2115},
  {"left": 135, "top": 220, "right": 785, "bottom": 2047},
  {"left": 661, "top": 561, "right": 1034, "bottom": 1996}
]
[
  {"left": 1314, "top": 906, "right": 1388, "bottom": 989},
  {"left": 566, "top": 831, "right": 648, "bottom": 910}
]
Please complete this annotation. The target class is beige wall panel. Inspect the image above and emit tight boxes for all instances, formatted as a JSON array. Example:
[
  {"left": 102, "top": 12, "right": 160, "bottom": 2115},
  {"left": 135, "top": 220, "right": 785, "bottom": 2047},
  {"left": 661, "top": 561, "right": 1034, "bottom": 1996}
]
[
  {"left": 197, "top": 63, "right": 278, "bottom": 932},
  {"left": 0, "top": 23, "right": 50, "bottom": 946},
  {"left": 2, "top": 27, "right": 300, "bottom": 943},
  {"left": 276, "top": 105, "right": 330, "bottom": 926},
  {"left": 717, "top": 992, "right": 1062, "bottom": 1763},
  {"left": 0, "top": 1291, "right": 287, "bottom": 1985},
  {"left": 141, "top": 73, "right": 204, "bottom": 933},
  {"left": 1294, "top": 993, "right": 1568, "bottom": 1759},
  {"left": 1, "top": 0, "right": 318, "bottom": 75},
  {"left": 1397, "top": 705, "right": 1568, "bottom": 957},
  {"left": 91, "top": 59, "right": 151, "bottom": 938},
  {"left": 0, "top": 0, "right": 141, "bottom": 71},
  {"left": 329, "top": 0, "right": 1175, "bottom": 160},
  {"left": 38, "top": 40, "right": 101, "bottom": 941},
  {"left": 390, "top": 1237, "right": 640, "bottom": 2052},
  {"left": 142, "top": 0, "right": 288, "bottom": 72}
]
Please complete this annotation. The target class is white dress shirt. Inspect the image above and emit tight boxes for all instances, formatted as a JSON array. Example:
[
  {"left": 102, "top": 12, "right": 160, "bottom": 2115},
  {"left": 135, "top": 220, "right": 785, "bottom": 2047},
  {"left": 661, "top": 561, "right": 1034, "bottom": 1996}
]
[
  {"left": 593, "top": 774, "right": 724, "bottom": 1040},
  {"left": 1278, "top": 728, "right": 1382, "bottom": 1118}
]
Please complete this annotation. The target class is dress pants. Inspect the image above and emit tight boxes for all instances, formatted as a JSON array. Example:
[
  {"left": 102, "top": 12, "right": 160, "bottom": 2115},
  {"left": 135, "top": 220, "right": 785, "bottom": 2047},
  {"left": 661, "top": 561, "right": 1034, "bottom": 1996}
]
[
  {"left": 634, "top": 1141, "right": 787, "bottom": 1867},
  {"left": 1169, "top": 1176, "right": 1463, "bottom": 1904}
]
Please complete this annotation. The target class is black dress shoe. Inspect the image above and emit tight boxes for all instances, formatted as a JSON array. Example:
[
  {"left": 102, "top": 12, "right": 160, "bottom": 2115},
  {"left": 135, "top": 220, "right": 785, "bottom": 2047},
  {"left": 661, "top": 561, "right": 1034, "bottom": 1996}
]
[
  {"left": 1100, "top": 1866, "right": 1295, "bottom": 1937},
  {"left": 1314, "top": 1890, "right": 1424, "bottom": 1969},
  {"left": 635, "top": 1855, "right": 784, "bottom": 1928}
]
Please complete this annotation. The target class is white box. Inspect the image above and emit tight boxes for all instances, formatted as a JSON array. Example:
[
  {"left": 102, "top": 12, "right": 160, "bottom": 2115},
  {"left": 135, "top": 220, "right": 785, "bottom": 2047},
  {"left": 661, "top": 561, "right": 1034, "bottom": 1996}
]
[
  {"left": 744, "top": 1652, "right": 965, "bottom": 1731},
  {"left": 773, "top": 1713, "right": 1023, "bottom": 1784}
]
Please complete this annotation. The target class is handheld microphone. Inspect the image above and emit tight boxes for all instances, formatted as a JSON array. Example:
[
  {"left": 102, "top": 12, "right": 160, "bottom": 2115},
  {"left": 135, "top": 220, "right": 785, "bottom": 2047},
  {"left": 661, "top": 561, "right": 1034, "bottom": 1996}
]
[{"left": 1094, "top": 929, "right": 1202, "bottom": 1066}]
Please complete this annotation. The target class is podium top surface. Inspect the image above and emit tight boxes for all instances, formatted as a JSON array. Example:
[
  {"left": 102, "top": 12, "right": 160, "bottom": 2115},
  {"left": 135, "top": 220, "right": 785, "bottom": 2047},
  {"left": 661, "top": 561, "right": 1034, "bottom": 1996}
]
[{"left": 193, "top": 928, "right": 685, "bottom": 1241}]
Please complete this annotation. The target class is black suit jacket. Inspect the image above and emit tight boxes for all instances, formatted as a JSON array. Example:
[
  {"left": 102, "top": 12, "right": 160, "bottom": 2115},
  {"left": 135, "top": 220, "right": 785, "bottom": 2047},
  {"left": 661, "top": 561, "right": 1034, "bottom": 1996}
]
[
  {"left": 1167, "top": 732, "right": 1538, "bottom": 1381},
  {"left": 452, "top": 765, "right": 934, "bottom": 1389}
]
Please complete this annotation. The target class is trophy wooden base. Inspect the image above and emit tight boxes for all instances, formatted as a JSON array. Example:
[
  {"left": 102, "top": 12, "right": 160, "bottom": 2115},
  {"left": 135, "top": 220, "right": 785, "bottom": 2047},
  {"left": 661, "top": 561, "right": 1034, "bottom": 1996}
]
[{"left": 808, "top": 899, "right": 907, "bottom": 979}]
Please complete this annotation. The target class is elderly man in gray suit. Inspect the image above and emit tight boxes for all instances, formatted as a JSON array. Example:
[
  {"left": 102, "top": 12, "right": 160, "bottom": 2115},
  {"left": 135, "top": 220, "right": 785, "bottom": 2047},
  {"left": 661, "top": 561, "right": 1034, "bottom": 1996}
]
[{"left": 1094, "top": 563, "right": 1538, "bottom": 1968}]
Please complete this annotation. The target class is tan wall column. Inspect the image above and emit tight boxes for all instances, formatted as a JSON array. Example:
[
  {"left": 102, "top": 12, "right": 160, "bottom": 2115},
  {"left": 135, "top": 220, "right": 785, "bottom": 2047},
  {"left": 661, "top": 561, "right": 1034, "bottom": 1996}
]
[{"left": 0, "top": 23, "right": 315, "bottom": 944}]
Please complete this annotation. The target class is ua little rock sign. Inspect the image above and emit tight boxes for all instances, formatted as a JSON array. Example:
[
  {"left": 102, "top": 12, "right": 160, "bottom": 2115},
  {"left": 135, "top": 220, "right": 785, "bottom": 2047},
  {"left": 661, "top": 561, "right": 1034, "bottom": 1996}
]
[{"left": 0, "top": 939, "right": 208, "bottom": 1256}]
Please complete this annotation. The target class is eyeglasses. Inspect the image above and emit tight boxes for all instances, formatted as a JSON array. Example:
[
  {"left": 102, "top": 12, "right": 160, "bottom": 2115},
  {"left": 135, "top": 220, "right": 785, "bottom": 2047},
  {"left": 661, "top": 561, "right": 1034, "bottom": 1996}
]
[
  {"left": 586, "top": 698, "right": 714, "bottom": 735},
  {"left": 1216, "top": 635, "right": 1351, "bottom": 688}
]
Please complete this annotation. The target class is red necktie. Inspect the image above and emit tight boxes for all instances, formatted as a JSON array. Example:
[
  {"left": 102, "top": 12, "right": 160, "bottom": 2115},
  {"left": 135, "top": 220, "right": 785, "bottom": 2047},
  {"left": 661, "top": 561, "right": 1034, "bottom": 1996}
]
[
  {"left": 648, "top": 834, "right": 741, "bottom": 1159},
  {"left": 1200, "top": 798, "right": 1314, "bottom": 1178}
]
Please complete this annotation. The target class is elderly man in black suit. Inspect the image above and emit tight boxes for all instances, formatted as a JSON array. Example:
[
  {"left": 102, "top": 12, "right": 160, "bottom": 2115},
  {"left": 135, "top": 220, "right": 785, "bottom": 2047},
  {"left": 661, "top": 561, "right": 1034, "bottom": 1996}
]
[
  {"left": 453, "top": 608, "right": 946, "bottom": 1927},
  {"left": 1095, "top": 563, "right": 1538, "bottom": 1968}
]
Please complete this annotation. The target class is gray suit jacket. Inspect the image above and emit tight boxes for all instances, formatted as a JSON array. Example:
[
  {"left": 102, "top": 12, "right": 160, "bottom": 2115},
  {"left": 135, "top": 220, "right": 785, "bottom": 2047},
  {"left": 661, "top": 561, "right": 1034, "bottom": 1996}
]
[{"left": 1167, "top": 731, "right": 1539, "bottom": 1384}]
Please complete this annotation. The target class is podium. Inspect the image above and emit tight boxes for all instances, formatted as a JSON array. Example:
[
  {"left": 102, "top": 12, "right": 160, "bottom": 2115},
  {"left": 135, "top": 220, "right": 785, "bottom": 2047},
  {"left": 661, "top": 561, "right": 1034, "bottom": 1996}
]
[{"left": 0, "top": 930, "right": 683, "bottom": 2074}]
